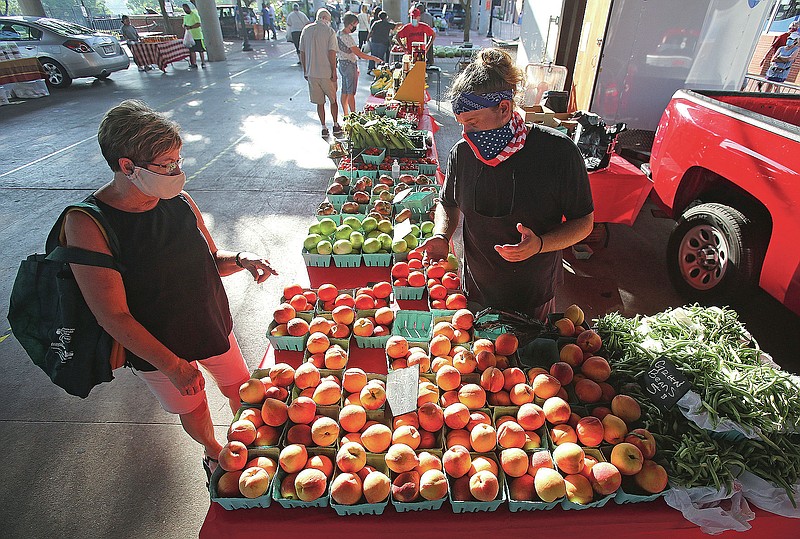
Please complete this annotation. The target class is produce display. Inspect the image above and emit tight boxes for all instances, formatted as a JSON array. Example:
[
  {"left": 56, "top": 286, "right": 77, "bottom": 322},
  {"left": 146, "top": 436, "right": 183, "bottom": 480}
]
[{"left": 343, "top": 113, "right": 427, "bottom": 153}]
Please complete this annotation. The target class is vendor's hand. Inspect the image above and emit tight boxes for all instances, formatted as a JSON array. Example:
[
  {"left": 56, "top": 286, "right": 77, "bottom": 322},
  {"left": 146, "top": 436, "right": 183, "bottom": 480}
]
[
  {"left": 494, "top": 223, "right": 542, "bottom": 262},
  {"left": 420, "top": 235, "right": 449, "bottom": 264},
  {"left": 238, "top": 252, "right": 278, "bottom": 283},
  {"left": 165, "top": 360, "right": 205, "bottom": 396}
]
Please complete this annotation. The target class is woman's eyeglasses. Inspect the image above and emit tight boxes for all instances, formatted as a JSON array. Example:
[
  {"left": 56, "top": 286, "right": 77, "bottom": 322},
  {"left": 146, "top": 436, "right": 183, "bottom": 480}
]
[{"left": 138, "top": 157, "right": 183, "bottom": 175}]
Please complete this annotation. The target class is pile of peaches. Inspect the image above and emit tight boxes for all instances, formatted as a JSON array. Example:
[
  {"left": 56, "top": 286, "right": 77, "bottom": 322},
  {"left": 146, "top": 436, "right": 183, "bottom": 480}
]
[{"left": 390, "top": 252, "right": 466, "bottom": 310}]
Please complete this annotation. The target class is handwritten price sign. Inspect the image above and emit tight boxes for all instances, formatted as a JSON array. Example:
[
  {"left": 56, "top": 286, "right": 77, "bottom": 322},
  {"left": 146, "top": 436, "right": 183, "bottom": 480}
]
[{"left": 640, "top": 358, "right": 691, "bottom": 410}]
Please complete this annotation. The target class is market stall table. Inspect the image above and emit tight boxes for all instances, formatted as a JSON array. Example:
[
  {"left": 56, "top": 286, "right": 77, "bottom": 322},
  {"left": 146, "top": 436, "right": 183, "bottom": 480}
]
[{"left": 129, "top": 40, "right": 189, "bottom": 72}]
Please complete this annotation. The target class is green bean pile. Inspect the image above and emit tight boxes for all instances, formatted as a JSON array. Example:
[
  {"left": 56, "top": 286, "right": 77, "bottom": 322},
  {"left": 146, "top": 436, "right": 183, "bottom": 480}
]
[
  {"left": 663, "top": 425, "right": 745, "bottom": 494},
  {"left": 731, "top": 434, "right": 800, "bottom": 507}
]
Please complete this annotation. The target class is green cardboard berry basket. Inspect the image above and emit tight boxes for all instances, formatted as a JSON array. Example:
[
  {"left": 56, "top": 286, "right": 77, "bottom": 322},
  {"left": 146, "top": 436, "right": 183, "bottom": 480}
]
[
  {"left": 613, "top": 481, "right": 668, "bottom": 504},
  {"left": 448, "top": 452, "right": 507, "bottom": 513},
  {"left": 267, "top": 321, "right": 309, "bottom": 351},
  {"left": 393, "top": 284, "right": 425, "bottom": 300},
  {"left": 333, "top": 253, "right": 363, "bottom": 268},
  {"left": 337, "top": 168, "right": 358, "bottom": 178},
  {"left": 394, "top": 191, "right": 434, "bottom": 213},
  {"left": 330, "top": 453, "right": 391, "bottom": 515},
  {"left": 391, "top": 310, "right": 433, "bottom": 342},
  {"left": 417, "top": 163, "right": 438, "bottom": 175},
  {"left": 361, "top": 149, "right": 387, "bottom": 165},
  {"left": 504, "top": 448, "right": 563, "bottom": 511},
  {"left": 389, "top": 448, "right": 446, "bottom": 512},
  {"left": 357, "top": 169, "right": 378, "bottom": 179},
  {"left": 209, "top": 447, "right": 280, "bottom": 510},
  {"left": 326, "top": 178, "right": 351, "bottom": 205},
  {"left": 272, "top": 447, "right": 335, "bottom": 509},
  {"left": 316, "top": 213, "right": 342, "bottom": 225},
  {"left": 303, "top": 248, "right": 332, "bottom": 267},
  {"left": 559, "top": 448, "right": 615, "bottom": 510},
  {"left": 362, "top": 252, "right": 393, "bottom": 267}
]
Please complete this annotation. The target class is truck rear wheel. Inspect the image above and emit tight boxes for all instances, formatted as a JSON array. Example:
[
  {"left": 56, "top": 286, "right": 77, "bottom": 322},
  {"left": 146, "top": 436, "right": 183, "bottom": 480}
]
[{"left": 667, "top": 203, "right": 757, "bottom": 300}]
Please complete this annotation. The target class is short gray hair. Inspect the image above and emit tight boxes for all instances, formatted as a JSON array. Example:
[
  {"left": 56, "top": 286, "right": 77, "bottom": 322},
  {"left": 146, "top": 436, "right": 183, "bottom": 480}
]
[
  {"left": 98, "top": 100, "right": 181, "bottom": 172},
  {"left": 316, "top": 8, "right": 331, "bottom": 20}
]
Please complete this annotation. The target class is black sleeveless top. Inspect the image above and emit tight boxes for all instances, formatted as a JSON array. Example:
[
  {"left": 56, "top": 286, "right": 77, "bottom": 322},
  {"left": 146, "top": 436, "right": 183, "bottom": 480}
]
[{"left": 86, "top": 194, "right": 233, "bottom": 371}]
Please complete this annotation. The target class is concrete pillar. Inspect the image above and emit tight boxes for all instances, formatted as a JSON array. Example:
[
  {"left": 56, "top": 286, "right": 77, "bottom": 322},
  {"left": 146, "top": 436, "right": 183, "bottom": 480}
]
[
  {"left": 17, "top": 0, "right": 46, "bottom": 17},
  {"left": 193, "top": 0, "right": 226, "bottom": 62},
  {"left": 384, "top": 0, "right": 401, "bottom": 23}
]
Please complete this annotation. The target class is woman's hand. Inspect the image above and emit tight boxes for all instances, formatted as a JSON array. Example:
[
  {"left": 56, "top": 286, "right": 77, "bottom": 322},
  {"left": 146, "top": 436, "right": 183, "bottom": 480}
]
[
  {"left": 237, "top": 252, "right": 278, "bottom": 283},
  {"left": 165, "top": 360, "right": 205, "bottom": 395},
  {"left": 494, "top": 223, "right": 543, "bottom": 262}
]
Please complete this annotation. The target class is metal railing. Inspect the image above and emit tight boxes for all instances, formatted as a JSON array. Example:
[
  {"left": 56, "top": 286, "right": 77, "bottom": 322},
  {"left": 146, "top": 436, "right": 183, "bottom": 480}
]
[{"left": 741, "top": 74, "right": 800, "bottom": 94}]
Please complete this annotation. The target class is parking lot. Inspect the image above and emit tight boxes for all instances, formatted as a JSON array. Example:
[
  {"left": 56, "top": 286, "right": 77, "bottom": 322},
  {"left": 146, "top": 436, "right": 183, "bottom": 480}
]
[{"left": 1, "top": 34, "right": 798, "bottom": 539}]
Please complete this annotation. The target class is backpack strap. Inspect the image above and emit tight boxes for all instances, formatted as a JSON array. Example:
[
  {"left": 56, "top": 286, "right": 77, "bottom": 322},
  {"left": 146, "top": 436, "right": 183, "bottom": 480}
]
[
  {"left": 46, "top": 246, "right": 119, "bottom": 270},
  {"left": 45, "top": 201, "right": 124, "bottom": 272}
]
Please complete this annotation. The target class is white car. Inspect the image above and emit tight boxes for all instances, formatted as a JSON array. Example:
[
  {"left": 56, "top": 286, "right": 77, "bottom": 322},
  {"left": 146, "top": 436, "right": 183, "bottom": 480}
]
[{"left": 0, "top": 16, "right": 129, "bottom": 88}]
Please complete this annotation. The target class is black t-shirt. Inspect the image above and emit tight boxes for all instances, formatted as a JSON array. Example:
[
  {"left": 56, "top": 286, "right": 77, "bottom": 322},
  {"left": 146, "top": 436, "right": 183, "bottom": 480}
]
[
  {"left": 370, "top": 19, "right": 393, "bottom": 44},
  {"left": 441, "top": 124, "right": 593, "bottom": 314}
]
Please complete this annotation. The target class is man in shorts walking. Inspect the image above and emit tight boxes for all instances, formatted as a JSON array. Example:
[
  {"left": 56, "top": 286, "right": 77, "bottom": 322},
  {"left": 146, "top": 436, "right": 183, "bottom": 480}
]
[{"left": 300, "top": 8, "right": 341, "bottom": 138}]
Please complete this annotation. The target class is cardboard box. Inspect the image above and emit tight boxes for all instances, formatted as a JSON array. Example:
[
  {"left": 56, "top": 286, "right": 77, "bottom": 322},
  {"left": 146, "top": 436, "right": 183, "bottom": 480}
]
[{"left": 522, "top": 105, "right": 557, "bottom": 127}]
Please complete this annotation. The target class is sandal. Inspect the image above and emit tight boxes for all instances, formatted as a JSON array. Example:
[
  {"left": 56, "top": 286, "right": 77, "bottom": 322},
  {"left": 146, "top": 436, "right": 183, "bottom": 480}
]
[
  {"left": 321, "top": 127, "right": 330, "bottom": 137},
  {"left": 202, "top": 455, "right": 219, "bottom": 483},
  {"left": 332, "top": 124, "right": 344, "bottom": 136}
]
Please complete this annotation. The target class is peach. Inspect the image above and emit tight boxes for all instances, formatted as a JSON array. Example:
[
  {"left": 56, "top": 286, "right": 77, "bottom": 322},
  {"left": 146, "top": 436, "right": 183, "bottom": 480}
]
[
  {"left": 602, "top": 414, "right": 628, "bottom": 445},
  {"left": 317, "top": 283, "right": 338, "bottom": 302},
  {"left": 238, "top": 467, "right": 271, "bottom": 498},
  {"left": 293, "top": 362, "right": 321, "bottom": 390},
  {"left": 475, "top": 350, "right": 497, "bottom": 371},
  {"left": 452, "top": 328, "right": 471, "bottom": 344},
  {"left": 385, "top": 443, "right": 419, "bottom": 473},
  {"left": 534, "top": 467, "right": 566, "bottom": 502},
  {"left": 610, "top": 442, "right": 644, "bottom": 475},
  {"left": 497, "top": 421, "right": 527, "bottom": 449},
  {"left": 480, "top": 367, "right": 505, "bottom": 393},
  {"left": 451, "top": 475, "right": 473, "bottom": 501},
  {"left": 324, "top": 345, "right": 348, "bottom": 370},
  {"left": 589, "top": 462, "right": 622, "bottom": 495},
  {"left": 287, "top": 396, "right": 316, "bottom": 425},
  {"left": 240, "top": 408, "right": 264, "bottom": 429},
  {"left": 227, "top": 420, "right": 257, "bottom": 445},
  {"left": 374, "top": 306, "right": 394, "bottom": 325},
  {"left": 308, "top": 316, "right": 332, "bottom": 336},
  {"left": 470, "top": 423, "right": 497, "bottom": 453},
  {"left": 310, "top": 416, "right": 339, "bottom": 447},
  {"left": 554, "top": 317, "right": 575, "bottom": 337},
  {"left": 553, "top": 442, "right": 585, "bottom": 475},
  {"left": 336, "top": 441, "right": 367, "bottom": 473},
  {"left": 353, "top": 318, "right": 375, "bottom": 337},
  {"left": 253, "top": 424, "right": 281, "bottom": 447},
  {"left": 418, "top": 381, "right": 440, "bottom": 407},
  {"left": 393, "top": 412, "right": 419, "bottom": 430},
  {"left": 312, "top": 380, "right": 341, "bottom": 406},
  {"left": 246, "top": 456, "right": 278, "bottom": 479},
  {"left": 597, "top": 382, "right": 616, "bottom": 403},
  {"left": 264, "top": 385, "right": 289, "bottom": 401},
  {"left": 611, "top": 394, "right": 642, "bottom": 424},
  {"left": 564, "top": 473, "right": 594, "bottom": 505},
  {"left": 452, "top": 309, "right": 474, "bottom": 330},
  {"left": 531, "top": 373, "right": 562, "bottom": 400},
  {"left": 330, "top": 472, "right": 363, "bottom": 505},
  {"left": 273, "top": 303, "right": 296, "bottom": 324},
  {"left": 216, "top": 470, "right": 244, "bottom": 498},
  {"left": 358, "top": 424, "right": 390, "bottom": 453},
  {"left": 509, "top": 474, "right": 536, "bottom": 501},
  {"left": 468, "top": 456, "right": 499, "bottom": 478},
  {"left": 458, "top": 384, "right": 487, "bottom": 409},
  {"left": 360, "top": 383, "right": 387, "bottom": 410},
  {"left": 516, "top": 403, "right": 546, "bottom": 431},
  {"left": 342, "top": 368, "right": 367, "bottom": 394},
  {"left": 574, "top": 378, "right": 602, "bottom": 404},
  {"left": 452, "top": 350, "right": 477, "bottom": 374},
  {"left": 549, "top": 362, "right": 574, "bottom": 386},
  {"left": 500, "top": 448, "right": 529, "bottom": 478},
  {"left": 332, "top": 305, "right": 355, "bottom": 326},
  {"left": 270, "top": 323, "right": 289, "bottom": 337},
  {"left": 542, "top": 396, "right": 571, "bottom": 425},
  {"left": 306, "top": 333, "right": 331, "bottom": 355},
  {"left": 392, "top": 358, "right": 408, "bottom": 370},
  {"left": 392, "top": 425, "right": 422, "bottom": 450},
  {"left": 526, "top": 367, "right": 548, "bottom": 383},
  {"left": 363, "top": 470, "right": 391, "bottom": 503},
  {"left": 261, "top": 398, "right": 289, "bottom": 427},
  {"left": 306, "top": 353, "right": 325, "bottom": 369},
  {"left": 466, "top": 410, "right": 491, "bottom": 431},
  {"left": 446, "top": 429, "right": 472, "bottom": 450},
  {"left": 429, "top": 334, "right": 452, "bottom": 358},
  {"left": 439, "top": 388, "right": 459, "bottom": 407},
  {"left": 439, "top": 404, "right": 469, "bottom": 434},
  {"left": 559, "top": 343, "right": 585, "bottom": 368},
  {"left": 432, "top": 321, "right": 456, "bottom": 340},
  {"left": 488, "top": 390, "right": 513, "bottom": 406},
  {"left": 418, "top": 402, "right": 444, "bottom": 432},
  {"left": 416, "top": 451, "right": 443, "bottom": 475},
  {"left": 269, "top": 363, "right": 295, "bottom": 387},
  {"left": 579, "top": 454, "right": 600, "bottom": 480},
  {"left": 523, "top": 430, "right": 542, "bottom": 450},
  {"left": 443, "top": 445, "right": 472, "bottom": 478},
  {"left": 634, "top": 460, "right": 668, "bottom": 494},
  {"left": 577, "top": 330, "right": 602, "bottom": 353},
  {"left": 287, "top": 318, "right": 309, "bottom": 337},
  {"left": 407, "top": 350, "right": 431, "bottom": 373},
  {"left": 331, "top": 324, "right": 350, "bottom": 339},
  {"left": 305, "top": 454, "right": 334, "bottom": 478},
  {"left": 279, "top": 472, "right": 299, "bottom": 499},
  {"left": 219, "top": 441, "right": 249, "bottom": 472},
  {"left": 431, "top": 356, "right": 453, "bottom": 373},
  {"left": 341, "top": 432, "right": 363, "bottom": 446},
  {"left": 295, "top": 468, "right": 328, "bottom": 501},
  {"left": 239, "top": 378, "right": 267, "bottom": 405},
  {"left": 550, "top": 424, "right": 578, "bottom": 445},
  {"left": 625, "top": 428, "right": 657, "bottom": 459},
  {"left": 278, "top": 444, "right": 308, "bottom": 473},
  {"left": 392, "top": 471, "right": 421, "bottom": 503},
  {"left": 495, "top": 333, "right": 518, "bottom": 356},
  {"left": 338, "top": 404, "right": 367, "bottom": 433},
  {"left": 582, "top": 356, "right": 611, "bottom": 383},
  {"left": 592, "top": 406, "right": 613, "bottom": 420},
  {"left": 495, "top": 355, "right": 511, "bottom": 369},
  {"left": 419, "top": 469, "right": 448, "bottom": 500},
  {"left": 528, "top": 450, "right": 555, "bottom": 477},
  {"left": 385, "top": 336, "right": 409, "bottom": 359},
  {"left": 502, "top": 367, "right": 526, "bottom": 391},
  {"left": 435, "top": 365, "right": 461, "bottom": 391},
  {"left": 576, "top": 416, "right": 605, "bottom": 447},
  {"left": 470, "top": 470, "right": 500, "bottom": 502}
]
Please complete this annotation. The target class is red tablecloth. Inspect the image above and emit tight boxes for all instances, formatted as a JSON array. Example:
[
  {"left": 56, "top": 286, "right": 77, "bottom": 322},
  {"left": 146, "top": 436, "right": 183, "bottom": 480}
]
[
  {"left": 200, "top": 498, "right": 799, "bottom": 538},
  {"left": 589, "top": 154, "right": 653, "bottom": 226},
  {"left": 0, "top": 57, "right": 45, "bottom": 85},
  {"left": 129, "top": 40, "right": 189, "bottom": 71}
]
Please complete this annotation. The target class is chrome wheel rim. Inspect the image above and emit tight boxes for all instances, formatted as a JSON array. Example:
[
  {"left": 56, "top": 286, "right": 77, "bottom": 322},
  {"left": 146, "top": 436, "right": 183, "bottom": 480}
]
[{"left": 678, "top": 224, "right": 730, "bottom": 291}]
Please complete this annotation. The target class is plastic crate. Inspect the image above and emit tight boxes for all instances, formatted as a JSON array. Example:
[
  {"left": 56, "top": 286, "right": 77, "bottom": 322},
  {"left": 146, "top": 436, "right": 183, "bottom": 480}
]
[
  {"left": 361, "top": 149, "right": 386, "bottom": 165},
  {"left": 266, "top": 321, "right": 309, "bottom": 351},
  {"left": 209, "top": 447, "right": 279, "bottom": 510},
  {"left": 333, "top": 253, "right": 363, "bottom": 268},
  {"left": 302, "top": 248, "right": 332, "bottom": 267},
  {"left": 391, "top": 310, "right": 432, "bottom": 342}
]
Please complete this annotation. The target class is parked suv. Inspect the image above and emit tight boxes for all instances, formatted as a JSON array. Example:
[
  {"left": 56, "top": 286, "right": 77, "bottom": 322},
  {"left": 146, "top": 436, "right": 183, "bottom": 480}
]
[{"left": 0, "top": 16, "right": 129, "bottom": 88}]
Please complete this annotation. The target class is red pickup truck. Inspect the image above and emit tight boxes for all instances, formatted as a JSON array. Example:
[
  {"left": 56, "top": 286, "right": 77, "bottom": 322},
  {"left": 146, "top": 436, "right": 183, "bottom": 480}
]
[{"left": 646, "top": 90, "right": 800, "bottom": 315}]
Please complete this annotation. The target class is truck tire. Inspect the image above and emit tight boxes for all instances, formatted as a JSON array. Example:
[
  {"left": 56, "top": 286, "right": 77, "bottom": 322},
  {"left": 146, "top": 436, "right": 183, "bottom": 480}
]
[{"left": 667, "top": 203, "right": 757, "bottom": 300}]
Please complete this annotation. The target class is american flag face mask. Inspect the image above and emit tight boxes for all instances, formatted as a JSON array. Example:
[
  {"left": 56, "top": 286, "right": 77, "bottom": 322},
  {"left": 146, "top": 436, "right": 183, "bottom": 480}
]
[{"left": 453, "top": 91, "right": 528, "bottom": 167}]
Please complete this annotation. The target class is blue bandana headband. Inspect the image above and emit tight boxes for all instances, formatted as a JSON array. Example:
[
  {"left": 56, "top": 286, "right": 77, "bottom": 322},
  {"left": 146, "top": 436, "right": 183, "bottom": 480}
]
[{"left": 452, "top": 90, "right": 514, "bottom": 115}]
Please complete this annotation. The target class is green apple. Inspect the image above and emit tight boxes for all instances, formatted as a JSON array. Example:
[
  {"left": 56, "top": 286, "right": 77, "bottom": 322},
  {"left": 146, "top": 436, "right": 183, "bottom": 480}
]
[
  {"left": 445, "top": 253, "right": 458, "bottom": 270},
  {"left": 410, "top": 224, "right": 420, "bottom": 237},
  {"left": 391, "top": 239, "right": 408, "bottom": 253},
  {"left": 404, "top": 234, "right": 418, "bottom": 249},
  {"left": 333, "top": 239, "right": 353, "bottom": 255},
  {"left": 363, "top": 237, "right": 381, "bottom": 254},
  {"left": 307, "top": 246, "right": 318, "bottom": 254},
  {"left": 304, "top": 234, "right": 324, "bottom": 251},
  {"left": 343, "top": 216, "right": 362, "bottom": 230},
  {"left": 377, "top": 219, "right": 393, "bottom": 233},
  {"left": 335, "top": 224, "right": 353, "bottom": 240},
  {"left": 350, "top": 231, "right": 364, "bottom": 250},
  {"left": 378, "top": 233, "right": 393, "bottom": 250},
  {"left": 362, "top": 216, "right": 378, "bottom": 233},
  {"left": 366, "top": 229, "right": 381, "bottom": 239},
  {"left": 420, "top": 221, "right": 435, "bottom": 235},
  {"left": 308, "top": 222, "right": 322, "bottom": 235},
  {"left": 318, "top": 218, "right": 337, "bottom": 236},
  {"left": 317, "top": 240, "right": 333, "bottom": 255}
]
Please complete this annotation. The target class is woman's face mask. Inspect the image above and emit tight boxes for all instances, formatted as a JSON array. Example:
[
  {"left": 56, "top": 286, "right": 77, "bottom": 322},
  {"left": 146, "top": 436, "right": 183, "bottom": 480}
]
[{"left": 127, "top": 166, "right": 186, "bottom": 199}]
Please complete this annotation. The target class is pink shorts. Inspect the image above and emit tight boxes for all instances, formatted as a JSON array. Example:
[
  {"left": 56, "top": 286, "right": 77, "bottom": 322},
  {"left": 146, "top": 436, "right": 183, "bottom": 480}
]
[{"left": 137, "top": 332, "right": 251, "bottom": 415}]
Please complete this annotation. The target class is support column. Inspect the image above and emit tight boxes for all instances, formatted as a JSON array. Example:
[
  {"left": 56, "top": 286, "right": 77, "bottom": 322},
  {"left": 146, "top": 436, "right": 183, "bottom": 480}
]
[
  {"left": 384, "top": 0, "right": 401, "bottom": 24},
  {"left": 194, "top": 0, "right": 226, "bottom": 62},
  {"left": 17, "top": 0, "right": 46, "bottom": 17}
]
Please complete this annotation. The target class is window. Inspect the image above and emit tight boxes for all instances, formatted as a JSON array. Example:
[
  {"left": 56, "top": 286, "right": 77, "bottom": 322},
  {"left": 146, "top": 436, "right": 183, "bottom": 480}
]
[{"left": 0, "top": 23, "right": 41, "bottom": 41}]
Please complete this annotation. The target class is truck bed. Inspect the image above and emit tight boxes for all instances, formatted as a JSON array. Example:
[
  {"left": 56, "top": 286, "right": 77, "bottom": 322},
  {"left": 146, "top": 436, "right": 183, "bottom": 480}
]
[{"left": 695, "top": 91, "right": 800, "bottom": 129}]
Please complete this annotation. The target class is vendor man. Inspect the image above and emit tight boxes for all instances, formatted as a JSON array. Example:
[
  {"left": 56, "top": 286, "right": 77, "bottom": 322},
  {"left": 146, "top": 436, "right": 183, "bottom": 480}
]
[
  {"left": 420, "top": 49, "right": 594, "bottom": 321},
  {"left": 395, "top": 7, "right": 435, "bottom": 62}
]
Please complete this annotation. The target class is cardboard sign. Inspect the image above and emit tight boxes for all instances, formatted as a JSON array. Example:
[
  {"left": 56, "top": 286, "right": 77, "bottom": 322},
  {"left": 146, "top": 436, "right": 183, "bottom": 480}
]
[
  {"left": 386, "top": 364, "right": 420, "bottom": 417},
  {"left": 640, "top": 358, "right": 691, "bottom": 410},
  {"left": 393, "top": 219, "right": 413, "bottom": 243}
]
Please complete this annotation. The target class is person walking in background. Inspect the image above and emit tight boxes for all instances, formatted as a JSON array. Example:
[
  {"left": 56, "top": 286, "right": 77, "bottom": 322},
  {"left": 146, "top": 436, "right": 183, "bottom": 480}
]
[
  {"left": 182, "top": 3, "right": 206, "bottom": 68},
  {"left": 287, "top": 3, "right": 310, "bottom": 65},
  {"left": 357, "top": 4, "right": 371, "bottom": 49},
  {"left": 338, "top": 13, "right": 383, "bottom": 115},
  {"left": 765, "top": 24, "right": 800, "bottom": 92},
  {"left": 269, "top": 2, "right": 280, "bottom": 31},
  {"left": 761, "top": 20, "right": 799, "bottom": 75},
  {"left": 262, "top": 3, "right": 278, "bottom": 40},
  {"left": 368, "top": 11, "right": 393, "bottom": 71},
  {"left": 299, "top": 8, "right": 341, "bottom": 138}
]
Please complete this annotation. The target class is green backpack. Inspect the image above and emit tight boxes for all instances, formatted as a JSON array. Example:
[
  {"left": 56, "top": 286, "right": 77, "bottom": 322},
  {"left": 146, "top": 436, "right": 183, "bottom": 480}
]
[{"left": 7, "top": 202, "right": 125, "bottom": 398}]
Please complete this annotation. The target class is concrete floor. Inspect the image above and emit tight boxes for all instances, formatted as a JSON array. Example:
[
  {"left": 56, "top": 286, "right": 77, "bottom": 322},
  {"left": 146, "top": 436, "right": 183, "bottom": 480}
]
[{"left": 0, "top": 33, "right": 797, "bottom": 539}]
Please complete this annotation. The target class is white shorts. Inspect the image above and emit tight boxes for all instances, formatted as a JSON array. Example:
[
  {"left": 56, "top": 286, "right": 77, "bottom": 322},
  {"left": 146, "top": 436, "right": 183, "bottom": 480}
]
[{"left": 136, "top": 332, "right": 251, "bottom": 415}]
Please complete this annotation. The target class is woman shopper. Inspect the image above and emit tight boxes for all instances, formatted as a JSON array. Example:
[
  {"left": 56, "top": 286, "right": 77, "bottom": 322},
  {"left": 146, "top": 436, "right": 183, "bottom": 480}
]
[
  {"left": 338, "top": 13, "right": 382, "bottom": 115},
  {"left": 286, "top": 3, "right": 310, "bottom": 65},
  {"left": 64, "top": 100, "right": 277, "bottom": 474},
  {"left": 357, "top": 4, "right": 371, "bottom": 49}
]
